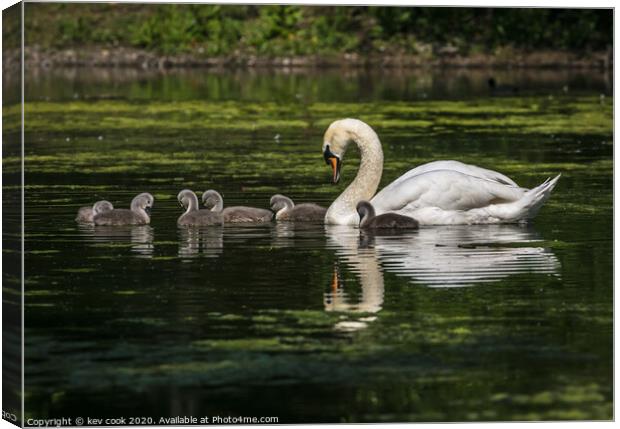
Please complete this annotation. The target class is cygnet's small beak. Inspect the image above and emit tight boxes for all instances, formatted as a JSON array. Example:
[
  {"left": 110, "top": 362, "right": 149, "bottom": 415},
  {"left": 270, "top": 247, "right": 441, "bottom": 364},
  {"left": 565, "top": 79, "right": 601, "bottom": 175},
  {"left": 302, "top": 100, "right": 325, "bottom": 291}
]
[{"left": 145, "top": 206, "right": 152, "bottom": 216}]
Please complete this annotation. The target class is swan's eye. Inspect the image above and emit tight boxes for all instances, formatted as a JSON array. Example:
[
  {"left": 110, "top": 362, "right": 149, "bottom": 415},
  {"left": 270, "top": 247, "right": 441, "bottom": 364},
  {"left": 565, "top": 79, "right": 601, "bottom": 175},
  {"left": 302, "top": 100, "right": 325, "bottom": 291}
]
[{"left": 323, "top": 145, "right": 339, "bottom": 165}]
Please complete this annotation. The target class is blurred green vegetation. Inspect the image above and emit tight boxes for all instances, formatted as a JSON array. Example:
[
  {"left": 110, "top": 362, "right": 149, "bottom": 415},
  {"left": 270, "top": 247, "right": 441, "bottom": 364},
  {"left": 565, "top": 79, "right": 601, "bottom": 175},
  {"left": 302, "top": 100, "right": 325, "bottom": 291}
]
[{"left": 24, "top": 4, "right": 612, "bottom": 56}]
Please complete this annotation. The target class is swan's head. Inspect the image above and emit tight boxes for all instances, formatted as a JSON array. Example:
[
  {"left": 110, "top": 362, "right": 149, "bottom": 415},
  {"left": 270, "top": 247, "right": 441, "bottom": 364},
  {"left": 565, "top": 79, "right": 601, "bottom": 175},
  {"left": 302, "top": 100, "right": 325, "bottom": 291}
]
[
  {"left": 92, "top": 200, "right": 113, "bottom": 215},
  {"left": 322, "top": 120, "right": 355, "bottom": 184},
  {"left": 132, "top": 192, "right": 155, "bottom": 216},
  {"left": 323, "top": 118, "right": 375, "bottom": 184},
  {"left": 270, "top": 194, "right": 294, "bottom": 215},
  {"left": 356, "top": 200, "right": 375, "bottom": 227},
  {"left": 177, "top": 189, "right": 198, "bottom": 212},
  {"left": 202, "top": 189, "right": 224, "bottom": 212}
]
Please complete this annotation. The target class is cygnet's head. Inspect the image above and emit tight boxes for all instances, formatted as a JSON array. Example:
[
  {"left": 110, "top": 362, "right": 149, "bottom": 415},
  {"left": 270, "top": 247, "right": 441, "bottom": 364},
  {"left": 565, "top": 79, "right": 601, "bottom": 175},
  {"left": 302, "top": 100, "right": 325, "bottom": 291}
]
[
  {"left": 177, "top": 189, "right": 198, "bottom": 211},
  {"left": 202, "top": 189, "right": 223, "bottom": 212},
  {"left": 132, "top": 192, "right": 155, "bottom": 215},
  {"left": 93, "top": 200, "right": 113, "bottom": 215},
  {"left": 356, "top": 200, "right": 375, "bottom": 226},
  {"left": 270, "top": 194, "right": 294, "bottom": 213}
]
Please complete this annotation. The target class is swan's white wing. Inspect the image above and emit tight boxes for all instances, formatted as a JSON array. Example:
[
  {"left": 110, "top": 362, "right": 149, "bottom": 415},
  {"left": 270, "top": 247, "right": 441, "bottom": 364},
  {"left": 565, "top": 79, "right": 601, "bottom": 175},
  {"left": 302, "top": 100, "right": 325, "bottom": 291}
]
[
  {"left": 371, "top": 169, "right": 526, "bottom": 213},
  {"left": 384, "top": 160, "right": 520, "bottom": 189}
]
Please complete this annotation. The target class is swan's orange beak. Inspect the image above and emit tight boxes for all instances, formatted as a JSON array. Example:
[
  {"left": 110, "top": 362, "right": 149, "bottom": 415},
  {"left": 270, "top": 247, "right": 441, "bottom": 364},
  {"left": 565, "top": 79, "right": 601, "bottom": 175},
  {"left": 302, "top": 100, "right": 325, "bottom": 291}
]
[
  {"left": 331, "top": 266, "right": 340, "bottom": 292},
  {"left": 329, "top": 157, "right": 340, "bottom": 184},
  {"left": 323, "top": 145, "right": 342, "bottom": 184}
]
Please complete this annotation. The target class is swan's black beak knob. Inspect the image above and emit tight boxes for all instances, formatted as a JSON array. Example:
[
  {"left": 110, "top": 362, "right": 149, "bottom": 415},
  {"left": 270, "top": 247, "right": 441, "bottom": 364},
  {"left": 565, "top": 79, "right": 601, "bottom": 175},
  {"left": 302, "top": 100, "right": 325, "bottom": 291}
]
[{"left": 323, "top": 145, "right": 341, "bottom": 184}]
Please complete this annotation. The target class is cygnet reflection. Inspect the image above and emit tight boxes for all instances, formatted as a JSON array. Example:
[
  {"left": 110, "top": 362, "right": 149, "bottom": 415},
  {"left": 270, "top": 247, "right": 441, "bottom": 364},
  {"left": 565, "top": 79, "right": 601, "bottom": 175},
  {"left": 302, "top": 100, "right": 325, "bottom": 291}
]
[
  {"left": 178, "top": 226, "right": 224, "bottom": 259},
  {"left": 79, "top": 224, "right": 155, "bottom": 258},
  {"left": 271, "top": 221, "right": 327, "bottom": 248}
]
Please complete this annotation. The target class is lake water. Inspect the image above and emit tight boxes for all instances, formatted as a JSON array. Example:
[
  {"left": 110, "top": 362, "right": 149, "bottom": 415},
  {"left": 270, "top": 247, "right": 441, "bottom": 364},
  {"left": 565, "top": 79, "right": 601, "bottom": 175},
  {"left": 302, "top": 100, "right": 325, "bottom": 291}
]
[{"left": 4, "top": 66, "right": 613, "bottom": 422}]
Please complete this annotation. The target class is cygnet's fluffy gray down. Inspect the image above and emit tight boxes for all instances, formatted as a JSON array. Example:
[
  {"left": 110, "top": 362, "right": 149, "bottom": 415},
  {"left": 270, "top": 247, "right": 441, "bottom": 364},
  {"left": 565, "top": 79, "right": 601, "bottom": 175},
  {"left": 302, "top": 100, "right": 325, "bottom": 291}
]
[
  {"left": 177, "top": 189, "right": 223, "bottom": 226},
  {"left": 76, "top": 200, "right": 114, "bottom": 223},
  {"left": 203, "top": 189, "right": 273, "bottom": 223},
  {"left": 270, "top": 194, "right": 326, "bottom": 222},
  {"left": 94, "top": 193, "right": 153, "bottom": 226},
  {"left": 356, "top": 200, "right": 419, "bottom": 229}
]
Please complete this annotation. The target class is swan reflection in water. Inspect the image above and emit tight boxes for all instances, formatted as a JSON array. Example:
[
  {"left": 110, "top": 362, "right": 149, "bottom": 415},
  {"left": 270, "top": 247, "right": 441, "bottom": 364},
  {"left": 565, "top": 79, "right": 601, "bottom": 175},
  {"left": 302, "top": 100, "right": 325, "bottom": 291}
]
[
  {"left": 178, "top": 226, "right": 223, "bottom": 259},
  {"left": 324, "top": 224, "right": 561, "bottom": 331},
  {"left": 78, "top": 224, "right": 154, "bottom": 258},
  {"left": 323, "top": 225, "right": 385, "bottom": 332},
  {"left": 367, "top": 224, "right": 561, "bottom": 287}
]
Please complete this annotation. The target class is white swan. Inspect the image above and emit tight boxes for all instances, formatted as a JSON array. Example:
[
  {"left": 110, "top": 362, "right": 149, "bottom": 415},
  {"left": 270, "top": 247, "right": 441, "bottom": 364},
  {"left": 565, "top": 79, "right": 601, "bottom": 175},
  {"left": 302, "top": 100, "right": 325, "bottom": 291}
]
[{"left": 322, "top": 118, "right": 561, "bottom": 226}]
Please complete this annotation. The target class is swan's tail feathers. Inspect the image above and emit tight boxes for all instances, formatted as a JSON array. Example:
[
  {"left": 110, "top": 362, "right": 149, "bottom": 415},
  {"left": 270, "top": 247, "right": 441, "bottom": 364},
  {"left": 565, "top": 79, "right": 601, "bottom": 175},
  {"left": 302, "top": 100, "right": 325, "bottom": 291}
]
[{"left": 522, "top": 174, "right": 561, "bottom": 220}]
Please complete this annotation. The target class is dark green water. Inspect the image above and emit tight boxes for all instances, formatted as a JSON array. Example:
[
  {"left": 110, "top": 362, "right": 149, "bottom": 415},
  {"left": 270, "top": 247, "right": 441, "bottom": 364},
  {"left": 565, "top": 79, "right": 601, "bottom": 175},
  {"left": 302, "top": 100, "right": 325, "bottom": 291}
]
[{"left": 6, "top": 67, "right": 613, "bottom": 422}]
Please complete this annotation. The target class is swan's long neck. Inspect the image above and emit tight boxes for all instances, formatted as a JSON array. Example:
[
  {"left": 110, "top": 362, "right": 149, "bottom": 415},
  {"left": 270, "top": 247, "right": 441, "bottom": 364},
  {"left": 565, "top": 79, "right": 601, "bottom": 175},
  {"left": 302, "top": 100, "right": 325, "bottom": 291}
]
[
  {"left": 326, "top": 130, "right": 383, "bottom": 226},
  {"left": 324, "top": 226, "right": 384, "bottom": 313}
]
